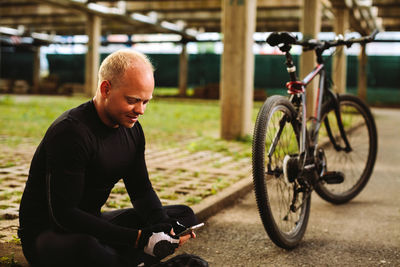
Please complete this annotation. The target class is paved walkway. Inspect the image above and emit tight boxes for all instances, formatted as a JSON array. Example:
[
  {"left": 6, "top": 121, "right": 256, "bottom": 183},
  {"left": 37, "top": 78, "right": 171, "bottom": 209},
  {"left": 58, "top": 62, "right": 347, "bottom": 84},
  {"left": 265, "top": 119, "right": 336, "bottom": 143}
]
[
  {"left": 181, "top": 107, "right": 400, "bottom": 266},
  {"left": 0, "top": 138, "right": 252, "bottom": 240}
]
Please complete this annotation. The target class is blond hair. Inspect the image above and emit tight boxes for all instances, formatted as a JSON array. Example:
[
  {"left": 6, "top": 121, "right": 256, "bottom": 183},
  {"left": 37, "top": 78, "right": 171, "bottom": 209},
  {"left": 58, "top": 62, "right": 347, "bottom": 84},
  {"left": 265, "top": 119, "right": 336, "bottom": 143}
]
[{"left": 98, "top": 49, "right": 154, "bottom": 87}]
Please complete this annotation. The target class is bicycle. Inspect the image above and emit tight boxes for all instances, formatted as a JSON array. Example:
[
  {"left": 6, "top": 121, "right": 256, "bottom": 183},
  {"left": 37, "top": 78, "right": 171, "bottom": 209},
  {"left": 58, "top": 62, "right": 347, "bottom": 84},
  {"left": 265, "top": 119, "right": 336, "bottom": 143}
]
[{"left": 252, "top": 31, "right": 378, "bottom": 249}]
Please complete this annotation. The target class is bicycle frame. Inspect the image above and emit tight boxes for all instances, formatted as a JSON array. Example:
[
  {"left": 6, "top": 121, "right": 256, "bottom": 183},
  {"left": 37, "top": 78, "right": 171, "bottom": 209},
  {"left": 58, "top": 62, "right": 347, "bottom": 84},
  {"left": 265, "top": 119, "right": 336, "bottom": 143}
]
[
  {"left": 266, "top": 47, "right": 355, "bottom": 183},
  {"left": 285, "top": 51, "right": 351, "bottom": 175},
  {"left": 265, "top": 30, "right": 377, "bottom": 178},
  {"left": 294, "top": 63, "right": 327, "bottom": 155}
]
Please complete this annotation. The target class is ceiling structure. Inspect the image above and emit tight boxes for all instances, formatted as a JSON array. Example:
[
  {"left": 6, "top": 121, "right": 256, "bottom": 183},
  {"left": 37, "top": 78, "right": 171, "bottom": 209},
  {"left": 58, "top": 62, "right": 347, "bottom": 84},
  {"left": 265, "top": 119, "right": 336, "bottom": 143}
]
[{"left": 0, "top": 0, "right": 398, "bottom": 45}]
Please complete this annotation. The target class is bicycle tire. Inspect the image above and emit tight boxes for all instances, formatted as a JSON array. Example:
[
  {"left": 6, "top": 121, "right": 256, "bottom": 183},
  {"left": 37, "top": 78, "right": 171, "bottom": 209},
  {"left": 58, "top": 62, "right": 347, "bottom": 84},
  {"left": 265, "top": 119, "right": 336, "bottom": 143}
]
[
  {"left": 252, "top": 95, "right": 311, "bottom": 249},
  {"left": 315, "top": 94, "right": 378, "bottom": 204}
]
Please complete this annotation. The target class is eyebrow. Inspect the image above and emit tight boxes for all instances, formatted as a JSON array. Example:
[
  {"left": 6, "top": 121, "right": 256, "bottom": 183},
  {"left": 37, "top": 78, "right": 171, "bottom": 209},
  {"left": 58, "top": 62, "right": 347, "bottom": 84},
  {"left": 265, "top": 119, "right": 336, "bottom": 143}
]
[{"left": 125, "top": 95, "right": 152, "bottom": 102}]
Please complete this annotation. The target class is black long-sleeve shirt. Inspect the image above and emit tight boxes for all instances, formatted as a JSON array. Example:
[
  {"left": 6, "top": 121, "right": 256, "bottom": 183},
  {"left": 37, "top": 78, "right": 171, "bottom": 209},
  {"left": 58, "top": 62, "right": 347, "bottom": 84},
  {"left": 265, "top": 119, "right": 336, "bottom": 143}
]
[{"left": 19, "top": 100, "right": 166, "bottom": 246}]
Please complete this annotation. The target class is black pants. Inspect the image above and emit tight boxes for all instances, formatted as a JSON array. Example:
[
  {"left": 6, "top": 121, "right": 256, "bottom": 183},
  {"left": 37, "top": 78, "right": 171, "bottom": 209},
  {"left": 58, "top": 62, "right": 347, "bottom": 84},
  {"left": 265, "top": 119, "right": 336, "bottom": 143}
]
[{"left": 19, "top": 205, "right": 197, "bottom": 267}]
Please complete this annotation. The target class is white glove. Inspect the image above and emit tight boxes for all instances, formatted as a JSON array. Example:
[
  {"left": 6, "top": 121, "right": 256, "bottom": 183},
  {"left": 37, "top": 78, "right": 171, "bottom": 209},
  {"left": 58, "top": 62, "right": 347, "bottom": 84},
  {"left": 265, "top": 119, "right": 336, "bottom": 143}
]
[{"left": 144, "top": 232, "right": 180, "bottom": 259}]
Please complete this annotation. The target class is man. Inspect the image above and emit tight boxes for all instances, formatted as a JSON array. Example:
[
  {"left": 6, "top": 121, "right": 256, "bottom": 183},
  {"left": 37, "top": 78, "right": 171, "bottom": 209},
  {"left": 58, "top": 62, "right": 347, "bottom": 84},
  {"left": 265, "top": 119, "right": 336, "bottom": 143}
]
[{"left": 18, "top": 49, "right": 207, "bottom": 266}]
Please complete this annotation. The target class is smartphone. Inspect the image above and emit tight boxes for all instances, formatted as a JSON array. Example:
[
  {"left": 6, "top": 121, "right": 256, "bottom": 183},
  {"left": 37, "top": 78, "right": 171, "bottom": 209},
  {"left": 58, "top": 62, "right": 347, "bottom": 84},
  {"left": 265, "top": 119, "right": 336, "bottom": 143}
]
[{"left": 176, "top": 223, "right": 204, "bottom": 237}]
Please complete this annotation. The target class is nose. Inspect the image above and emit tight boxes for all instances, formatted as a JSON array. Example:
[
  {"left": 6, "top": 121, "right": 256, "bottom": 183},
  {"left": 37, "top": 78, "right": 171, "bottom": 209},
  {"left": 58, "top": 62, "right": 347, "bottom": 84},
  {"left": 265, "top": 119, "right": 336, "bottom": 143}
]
[{"left": 134, "top": 102, "right": 145, "bottom": 115}]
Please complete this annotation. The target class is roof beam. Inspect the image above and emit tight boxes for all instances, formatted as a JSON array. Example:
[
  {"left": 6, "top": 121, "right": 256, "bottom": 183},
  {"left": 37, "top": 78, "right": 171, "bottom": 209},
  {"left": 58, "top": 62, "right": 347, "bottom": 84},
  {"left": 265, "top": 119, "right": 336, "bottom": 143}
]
[
  {"left": 32, "top": 0, "right": 197, "bottom": 40},
  {"left": 150, "top": 9, "right": 302, "bottom": 22},
  {"left": 378, "top": 6, "right": 400, "bottom": 17},
  {"left": 0, "top": 4, "right": 76, "bottom": 18},
  {"left": 372, "top": 0, "right": 400, "bottom": 6},
  {"left": 124, "top": 0, "right": 301, "bottom": 12},
  {"left": 0, "top": 15, "right": 85, "bottom": 27}
]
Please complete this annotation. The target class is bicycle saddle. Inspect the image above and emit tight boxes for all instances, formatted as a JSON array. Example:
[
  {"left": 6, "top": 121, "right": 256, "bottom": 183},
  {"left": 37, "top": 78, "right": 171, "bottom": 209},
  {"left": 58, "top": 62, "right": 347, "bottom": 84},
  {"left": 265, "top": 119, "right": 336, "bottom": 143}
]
[{"left": 266, "top": 32, "right": 297, "bottom": 47}]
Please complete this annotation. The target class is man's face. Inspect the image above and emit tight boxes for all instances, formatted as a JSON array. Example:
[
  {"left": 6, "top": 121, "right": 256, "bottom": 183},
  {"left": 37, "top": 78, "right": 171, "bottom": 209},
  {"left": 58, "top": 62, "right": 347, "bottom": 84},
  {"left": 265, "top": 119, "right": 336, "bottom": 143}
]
[{"left": 104, "top": 64, "right": 154, "bottom": 128}]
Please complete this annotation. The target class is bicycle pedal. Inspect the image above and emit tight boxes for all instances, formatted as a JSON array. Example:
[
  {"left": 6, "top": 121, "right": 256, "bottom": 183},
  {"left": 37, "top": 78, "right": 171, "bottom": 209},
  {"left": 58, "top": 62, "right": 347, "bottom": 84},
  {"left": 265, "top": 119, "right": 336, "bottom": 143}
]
[{"left": 321, "top": 171, "right": 344, "bottom": 184}]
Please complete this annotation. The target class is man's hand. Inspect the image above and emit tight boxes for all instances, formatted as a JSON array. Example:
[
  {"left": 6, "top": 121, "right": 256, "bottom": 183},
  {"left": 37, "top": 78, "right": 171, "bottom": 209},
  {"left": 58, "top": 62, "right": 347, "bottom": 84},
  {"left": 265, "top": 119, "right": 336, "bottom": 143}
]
[
  {"left": 145, "top": 231, "right": 179, "bottom": 259},
  {"left": 169, "top": 224, "right": 195, "bottom": 247},
  {"left": 138, "top": 222, "right": 195, "bottom": 259},
  {"left": 164, "top": 218, "right": 186, "bottom": 235},
  {"left": 138, "top": 223, "right": 180, "bottom": 259},
  {"left": 178, "top": 231, "right": 194, "bottom": 247}
]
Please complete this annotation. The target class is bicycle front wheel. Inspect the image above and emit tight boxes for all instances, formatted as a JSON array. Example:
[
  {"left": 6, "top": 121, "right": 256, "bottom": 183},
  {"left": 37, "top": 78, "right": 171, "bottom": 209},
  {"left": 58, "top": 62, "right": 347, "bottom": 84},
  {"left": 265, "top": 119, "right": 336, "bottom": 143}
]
[
  {"left": 252, "top": 95, "right": 310, "bottom": 249},
  {"left": 315, "top": 94, "right": 378, "bottom": 204}
]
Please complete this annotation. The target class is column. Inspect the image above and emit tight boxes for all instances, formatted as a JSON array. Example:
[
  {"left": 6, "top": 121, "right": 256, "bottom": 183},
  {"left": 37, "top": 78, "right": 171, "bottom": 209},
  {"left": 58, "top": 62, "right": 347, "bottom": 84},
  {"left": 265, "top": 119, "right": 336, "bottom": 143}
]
[
  {"left": 85, "top": 14, "right": 101, "bottom": 97},
  {"left": 300, "top": 0, "right": 322, "bottom": 117},
  {"left": 358, "top": 44, "right": 368, "bottom": 101},
  {"left": 220, "top": 0, "right": 257, "bottom": 140},
  {"left": 178, "top": 42, "right": 188, "bottom": 97},
  {"left": 332, "top": 7, "right": 350, "bottom": 94}
]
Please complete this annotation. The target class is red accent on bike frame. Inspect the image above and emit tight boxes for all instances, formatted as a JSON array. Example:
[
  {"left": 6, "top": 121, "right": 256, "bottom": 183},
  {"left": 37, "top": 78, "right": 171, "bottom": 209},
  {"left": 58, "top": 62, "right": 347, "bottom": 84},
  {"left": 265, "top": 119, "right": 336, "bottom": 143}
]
[
  {"left": 303, "top": 64, "right": 323, "bottom": 84},
  {"left": 286, "top": 81, "right": 305, "bottom": 94},
  {"left": 312, "top": 64, "right": 324, "bottom": 117},
  {"left": 314, "top": 85, "right": 321, "bottom": 118}
]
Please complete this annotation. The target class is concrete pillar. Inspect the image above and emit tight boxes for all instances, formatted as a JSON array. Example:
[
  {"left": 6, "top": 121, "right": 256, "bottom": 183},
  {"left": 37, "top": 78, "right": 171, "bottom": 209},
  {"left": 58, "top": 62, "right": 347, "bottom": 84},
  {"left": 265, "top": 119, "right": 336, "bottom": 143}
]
[
  {"left": 220, "top": 0, "right": 257, "bottom": 140},
  {"left": 178, "top": 42, "right": 188, "bottom": 97},
  {"left": 332, "top": 8, "right": 350, "bottom": 94},
  {"left": 358, "top": 44, "right": 368, "bottom": 101},
  {"left": 300, "top": 0, "right": 321, "bottom": 118},
  {"left": 85, "top": 14, "right": 101, "bottom": 97},
  {"left": 32, "top": 46, "right": 41, "bottom": 94}
]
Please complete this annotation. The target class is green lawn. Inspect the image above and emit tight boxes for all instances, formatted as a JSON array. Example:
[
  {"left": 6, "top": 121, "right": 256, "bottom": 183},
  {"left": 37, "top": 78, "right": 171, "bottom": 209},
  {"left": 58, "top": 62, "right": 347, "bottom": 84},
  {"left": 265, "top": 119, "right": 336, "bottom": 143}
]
[
  {"left": 0, "top": 95, "right": 88, "bottom": 146},
  {"left": 0, "top": 93, "right": 263, "bottom": 152}
]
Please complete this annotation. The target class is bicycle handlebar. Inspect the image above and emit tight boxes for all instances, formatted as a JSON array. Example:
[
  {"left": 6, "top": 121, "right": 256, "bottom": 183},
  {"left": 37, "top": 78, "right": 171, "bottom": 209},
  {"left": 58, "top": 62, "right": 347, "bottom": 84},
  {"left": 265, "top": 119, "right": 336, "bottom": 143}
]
[{"left": 297, "top": 30, "right": 379, "bottom": 52}]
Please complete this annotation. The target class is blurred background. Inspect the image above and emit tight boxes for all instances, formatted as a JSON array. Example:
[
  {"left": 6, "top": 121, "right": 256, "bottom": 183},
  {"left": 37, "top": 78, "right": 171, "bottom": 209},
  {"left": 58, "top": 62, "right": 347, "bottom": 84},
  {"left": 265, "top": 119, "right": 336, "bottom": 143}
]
[{"left": 1, "top": 0, "right": 399, "bottom": 109}]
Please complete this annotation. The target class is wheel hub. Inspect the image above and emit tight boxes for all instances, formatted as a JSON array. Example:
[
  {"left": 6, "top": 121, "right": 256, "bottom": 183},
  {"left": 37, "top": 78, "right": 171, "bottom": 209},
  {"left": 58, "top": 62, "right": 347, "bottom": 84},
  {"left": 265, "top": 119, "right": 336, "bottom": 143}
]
[{"left": 283, "top": 155, "right": 299, "bottom": 183}]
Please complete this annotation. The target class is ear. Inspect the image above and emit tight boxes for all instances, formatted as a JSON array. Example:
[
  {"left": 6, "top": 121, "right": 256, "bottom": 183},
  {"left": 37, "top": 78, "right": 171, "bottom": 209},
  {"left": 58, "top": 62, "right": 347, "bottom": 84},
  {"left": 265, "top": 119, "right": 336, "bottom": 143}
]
[{"left": 100, "top": 80, "right": 111, "bottom": 98}]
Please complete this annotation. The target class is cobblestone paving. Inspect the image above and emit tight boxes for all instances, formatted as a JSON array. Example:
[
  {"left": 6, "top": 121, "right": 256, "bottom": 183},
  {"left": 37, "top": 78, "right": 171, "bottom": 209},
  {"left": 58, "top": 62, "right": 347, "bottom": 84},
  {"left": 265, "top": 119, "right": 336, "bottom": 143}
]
[{"left": 0, "top": 138, "right": 251, "bottom": 242}]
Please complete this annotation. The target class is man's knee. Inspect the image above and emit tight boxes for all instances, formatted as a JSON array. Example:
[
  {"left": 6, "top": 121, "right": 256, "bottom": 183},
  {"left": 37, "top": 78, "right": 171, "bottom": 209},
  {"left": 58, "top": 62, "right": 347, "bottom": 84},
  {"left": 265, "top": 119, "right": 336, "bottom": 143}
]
[{"left": 181, "top": 205, "right": 196, "bottom": 222}]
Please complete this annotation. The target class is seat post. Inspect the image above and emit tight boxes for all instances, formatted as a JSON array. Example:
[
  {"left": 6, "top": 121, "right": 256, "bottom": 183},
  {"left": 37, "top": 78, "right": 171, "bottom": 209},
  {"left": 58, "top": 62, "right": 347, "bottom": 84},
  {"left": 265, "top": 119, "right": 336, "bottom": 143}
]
[{"left": 284, "top": 51, "right": 298, "bottom": 82}]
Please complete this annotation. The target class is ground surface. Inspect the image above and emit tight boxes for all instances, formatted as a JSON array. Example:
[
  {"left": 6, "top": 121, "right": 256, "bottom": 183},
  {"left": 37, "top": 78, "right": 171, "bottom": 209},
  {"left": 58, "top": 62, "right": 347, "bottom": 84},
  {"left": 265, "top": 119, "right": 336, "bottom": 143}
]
[
  {"left": 181, "top": 108, "right": 400, "bottom": 266},
  {"left": 0, "top": 138, "right": 251, "bottom": 266},
  {"left": 1, "top": 108, "right": 399, "bottom": 266}
]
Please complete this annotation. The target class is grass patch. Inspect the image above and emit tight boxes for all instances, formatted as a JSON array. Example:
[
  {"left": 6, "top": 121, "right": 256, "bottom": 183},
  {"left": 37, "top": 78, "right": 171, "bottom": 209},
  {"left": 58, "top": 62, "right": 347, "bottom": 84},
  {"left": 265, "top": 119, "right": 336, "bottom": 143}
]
[
  {"left": 105, "top": 200, "right": 129, "bottom": 209},
  {"left": 0, "top": 254, "right": 21, "bottom": 267},
  {"left": 153, "top": 87, "right": 195, "bottom": 97},
  {"left": 0, "top": 192, "right": 13, "bottom": 201},
  {"left": 160, "top": 193, "right": 179, "bottom": 200},
  {"left": 111, "top": 187, "right": 127, "bottom": 195},
  {"left": 0, "top": 162, "right": 16, "bottom": 168},
  {"left": 185, "top": 196, "right": 202, "bottom": 205},
  {"left": 0, "top": 95, "right": 88, "bottom": 146},
  {"left": 8, "top": 236, "right": 21, "bottom": 246},
  {"left": 0, "top": 191, "right": 22, "bottom": 201},
  {"left": 0, "top": 94, "right": 261, "bottom": 150},
  {"left": 187, "top": 136, "right": 252, "bottom": 160},
  {"left": 140, "top": 97, "right": 221, "bottom": 147}
]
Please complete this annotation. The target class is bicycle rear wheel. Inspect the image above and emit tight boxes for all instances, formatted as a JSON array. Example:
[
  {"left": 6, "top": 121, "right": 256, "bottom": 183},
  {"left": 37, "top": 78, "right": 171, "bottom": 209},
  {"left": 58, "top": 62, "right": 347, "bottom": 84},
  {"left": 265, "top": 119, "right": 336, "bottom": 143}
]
[
  {"left": 252, "top": 96, "right": 310, "bottom": 249},
  {"left": 315, "top": 94, "right": 378, "bottom": 204}
]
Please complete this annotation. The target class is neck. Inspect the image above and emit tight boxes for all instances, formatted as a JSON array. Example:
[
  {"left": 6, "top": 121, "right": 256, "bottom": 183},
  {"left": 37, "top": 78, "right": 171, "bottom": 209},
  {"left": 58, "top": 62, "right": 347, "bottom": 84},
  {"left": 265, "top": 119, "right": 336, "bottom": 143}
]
[{"left": 92, "top": 94, "right": 119, "bottom": 128}]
